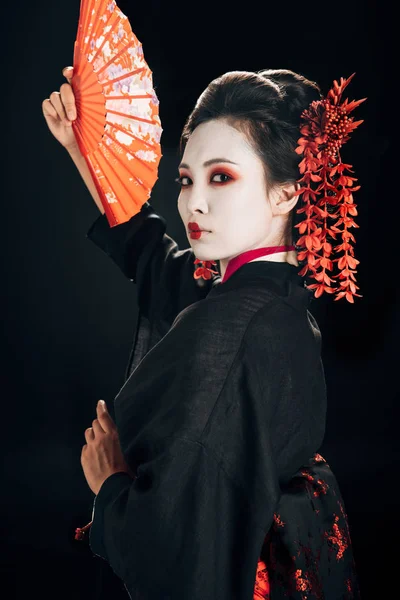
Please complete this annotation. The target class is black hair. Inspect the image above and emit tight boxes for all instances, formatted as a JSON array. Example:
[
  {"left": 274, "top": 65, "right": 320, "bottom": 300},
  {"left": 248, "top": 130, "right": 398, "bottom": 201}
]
[{"left": 179, "top": 69, "right": 322, "bottom": 264}]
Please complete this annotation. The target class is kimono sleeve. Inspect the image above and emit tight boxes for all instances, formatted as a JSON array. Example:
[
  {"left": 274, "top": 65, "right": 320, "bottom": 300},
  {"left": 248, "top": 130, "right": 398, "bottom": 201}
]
[
  {"left": 85, "top": 202, "right": 217, "bottom": 325},
  {"left": 89, "top": 436, "right": 260, "bottom": 600}
]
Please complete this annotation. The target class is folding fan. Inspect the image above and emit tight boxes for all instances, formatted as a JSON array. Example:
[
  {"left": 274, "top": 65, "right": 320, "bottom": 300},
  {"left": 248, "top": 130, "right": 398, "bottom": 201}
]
[{"left": 70, "top": 0, "right": 162, "bottom": 226}]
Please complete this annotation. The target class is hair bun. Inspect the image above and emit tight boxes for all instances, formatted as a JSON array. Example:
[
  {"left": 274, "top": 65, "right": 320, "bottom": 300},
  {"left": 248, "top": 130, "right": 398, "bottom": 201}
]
[{"left": 258, "top": 69, "right": 321, "bottom": 123}]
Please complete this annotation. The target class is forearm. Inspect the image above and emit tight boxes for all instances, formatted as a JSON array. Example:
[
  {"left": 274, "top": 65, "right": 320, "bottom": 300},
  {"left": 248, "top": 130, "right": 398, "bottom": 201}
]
[{"left": 66, "top": 145, "right": 105, "bottom": 215}]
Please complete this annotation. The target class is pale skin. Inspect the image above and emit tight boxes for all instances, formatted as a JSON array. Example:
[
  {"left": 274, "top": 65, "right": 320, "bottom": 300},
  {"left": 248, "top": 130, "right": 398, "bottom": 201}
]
[
  {"left": 177, "top": 119, "right": 300, "bottom": 279},
  {"left": 42, "top": 68, "right": 300, "bottom": 494}
]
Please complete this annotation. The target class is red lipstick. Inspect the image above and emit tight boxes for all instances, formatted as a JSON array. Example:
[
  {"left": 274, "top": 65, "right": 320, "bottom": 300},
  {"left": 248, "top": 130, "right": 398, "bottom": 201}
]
[
  {"left": 190, "top": 230, "right": 206, "bottom": 239},
  {"left": 188, "top": 222, "right": 211, "bottom": 239}
]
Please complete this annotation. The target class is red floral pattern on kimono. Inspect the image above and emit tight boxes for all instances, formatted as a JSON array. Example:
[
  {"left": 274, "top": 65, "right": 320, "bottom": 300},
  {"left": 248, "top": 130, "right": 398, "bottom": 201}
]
[{"left": 253, "top": 453, "right": 360, "bottom": 599}]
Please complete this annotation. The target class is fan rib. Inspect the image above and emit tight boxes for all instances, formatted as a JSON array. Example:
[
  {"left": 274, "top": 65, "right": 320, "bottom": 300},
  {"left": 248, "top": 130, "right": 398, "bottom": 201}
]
[
  {"left": 99, "top": 66, "right": 146, "bottom": 86},
  {"left": 85, "top": 151, "right": 123, "bottom": 224},
  {"left": 74, "top": 104, "right": 105, "bottom": 144},
  {"left": 76, "top": 0, "right": 92, "bottom": 55},
  {"left": 80, "top": 0, "right": 97, "bottom": 58},
  {"left": 96, "top": 141, "right": 142, "bottom": 215},
  {"left": 107, "top": 109, "right": 156, "bottom": 125},
  {"left": 105, "top": 94, "right": 153, "bottom": 101},
  {"left": 76, "top": 116, "right": 103, "bottom": 152},
  {"left": 78, "top": 63, "right": 98, "bottom": 91},
  {"left": 79, "top": 104, "right": 107, "bottom": 119},
  {"left": 104, "top": 129, "right": 155, "bottom": 173},
  {"left": 107, "top": 121, "right": 159, "bottom": 150},
  {"left": 78, "top": 105, "right": 105, "bottom": 122},
  {"left": 89, "top": 14, "right": 121, "bottom": 66},
  {"left": 78, "top": 109, "right": 106, "bottom": 136},
  {"left": 77, "top": 76, "right": 106, "bottom": 95},
  {"left": 90, "top": 1, "right": 115, "bottom": 54},
  {"left": 95, "top": 39, "right": 137, "bottom": 78},
  {"left": 72, "top": 119, "right": 97, "bottom": 158},
  {"left": 78, "top": 98, "right": 106, "bottom": 108},
  {"left": 76, "top": 90, "right": 105, "bottom": 100}
]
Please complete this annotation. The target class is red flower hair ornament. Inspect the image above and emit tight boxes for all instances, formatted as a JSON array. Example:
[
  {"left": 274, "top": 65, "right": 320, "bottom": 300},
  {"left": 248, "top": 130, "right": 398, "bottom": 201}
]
[
  {"left": 194, "top": 74, "right": 366, "bottom": 303},
  {"left": 294, "top": 73, "right": 366, "bottom": 302}
]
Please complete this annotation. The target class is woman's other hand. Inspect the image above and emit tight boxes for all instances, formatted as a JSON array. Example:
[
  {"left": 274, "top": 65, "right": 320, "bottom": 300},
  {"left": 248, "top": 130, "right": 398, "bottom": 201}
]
[{"left": 81, "top": 400, "right": 135, "bottom": 496}]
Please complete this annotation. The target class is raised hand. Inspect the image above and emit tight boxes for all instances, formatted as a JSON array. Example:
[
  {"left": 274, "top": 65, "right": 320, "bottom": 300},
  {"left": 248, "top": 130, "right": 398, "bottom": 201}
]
[{"left": 42, "top": 66, "right": 79, "bottom": 152}]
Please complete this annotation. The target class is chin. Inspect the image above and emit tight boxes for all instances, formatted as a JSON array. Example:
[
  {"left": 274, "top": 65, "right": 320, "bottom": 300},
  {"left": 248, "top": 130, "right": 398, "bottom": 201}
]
[
  {"left": 189, "top": 245, "right": 214, "bottom": 260},
  {"left": 192, "top": 252, "right": 215, "bottom": 262},
  {"left": 189, "top": 237, "right": 225, "bottom": 263}
]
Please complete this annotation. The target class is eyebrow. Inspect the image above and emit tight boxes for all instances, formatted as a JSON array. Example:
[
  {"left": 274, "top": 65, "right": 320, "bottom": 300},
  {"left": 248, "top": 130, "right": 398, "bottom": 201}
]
[{"left": 178, "top": 158, "right": 239, "bottom": 169}]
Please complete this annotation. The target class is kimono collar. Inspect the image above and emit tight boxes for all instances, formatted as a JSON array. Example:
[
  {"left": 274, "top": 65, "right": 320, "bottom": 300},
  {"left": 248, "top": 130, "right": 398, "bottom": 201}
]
[
  {"left": 221, "top": 245, "right": 295, "bottom": 283},
  {"left": 206, "top": 246, "right": 311, "bottom": 310}
]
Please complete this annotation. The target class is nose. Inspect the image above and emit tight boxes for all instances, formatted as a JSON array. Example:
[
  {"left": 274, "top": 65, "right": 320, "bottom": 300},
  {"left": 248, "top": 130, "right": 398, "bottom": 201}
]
[{"left": 185, "top": 185, "right": 209, "bottom": 215}]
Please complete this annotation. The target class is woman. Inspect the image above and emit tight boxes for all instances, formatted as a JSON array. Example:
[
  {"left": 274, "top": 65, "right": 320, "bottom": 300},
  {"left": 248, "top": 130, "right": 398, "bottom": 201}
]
[{"left": 42, "top": 67, "right": 361, "bottom": 599}]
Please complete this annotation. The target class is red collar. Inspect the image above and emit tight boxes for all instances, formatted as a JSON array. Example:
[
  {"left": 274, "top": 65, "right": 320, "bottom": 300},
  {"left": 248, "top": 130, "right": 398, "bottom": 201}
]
[{"left": 222, "top": 245, "right": 295, "bottom": 283}]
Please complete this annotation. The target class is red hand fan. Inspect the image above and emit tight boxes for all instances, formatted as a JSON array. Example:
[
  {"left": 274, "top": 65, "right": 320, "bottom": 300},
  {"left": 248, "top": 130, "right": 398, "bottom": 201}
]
[{"left": 70, "top": 0, "right": 163, "bottom": 227}]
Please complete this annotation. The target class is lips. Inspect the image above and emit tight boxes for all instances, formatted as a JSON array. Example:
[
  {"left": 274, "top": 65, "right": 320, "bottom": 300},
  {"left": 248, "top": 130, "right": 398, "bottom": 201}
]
[
  {"left": 188, "top": 222, "right": 210, "bottom": 233},
  {"left": 190, "top": 231, "right": 205, "bottom": 239}
]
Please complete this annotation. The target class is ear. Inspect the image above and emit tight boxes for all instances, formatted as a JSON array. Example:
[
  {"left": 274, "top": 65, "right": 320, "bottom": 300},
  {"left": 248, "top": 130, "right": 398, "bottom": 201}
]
[{"left": 271, "top": 182, "right": 300, "bottom": 215}]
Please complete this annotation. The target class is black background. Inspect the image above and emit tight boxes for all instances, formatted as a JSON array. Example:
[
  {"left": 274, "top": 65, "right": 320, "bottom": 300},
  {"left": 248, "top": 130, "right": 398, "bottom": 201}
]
[{"left": 2, "top": 0, "right": 397, "bottom": 598}]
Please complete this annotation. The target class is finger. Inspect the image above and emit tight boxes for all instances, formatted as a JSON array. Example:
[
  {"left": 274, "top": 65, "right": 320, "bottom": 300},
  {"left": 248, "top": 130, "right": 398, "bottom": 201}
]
[
  {"left": 84, "top": 427, "right": 94, "bottom": 443},
  {"left": 62, "top": 66, "right": 74, "bottom": 82},
  {"left": 96, "top": 403, "right": 116, "bottom": 434},
  {"left": 42, "top": 98, "right": 61, "bottom": 125},
  {"left": 92, "top": 417, "right": 106, "bottom": 435},
  {"left": 60, "top": 82, "right": 77, "bottom": 121},
  {"left": 49, "top": 90, "right": 71, "bottom": 127}
]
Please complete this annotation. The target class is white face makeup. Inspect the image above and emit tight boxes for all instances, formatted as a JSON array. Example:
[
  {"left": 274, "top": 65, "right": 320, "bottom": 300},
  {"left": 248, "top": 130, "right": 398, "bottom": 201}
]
[{"left": 177, "top": 119, "right": 297, "bottom": 278}]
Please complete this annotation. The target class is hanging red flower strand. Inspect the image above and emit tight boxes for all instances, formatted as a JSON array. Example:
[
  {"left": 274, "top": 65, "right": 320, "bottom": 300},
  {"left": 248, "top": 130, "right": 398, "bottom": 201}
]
[{"left": 294, "top": 73, "right": 366, "bottom": 303}]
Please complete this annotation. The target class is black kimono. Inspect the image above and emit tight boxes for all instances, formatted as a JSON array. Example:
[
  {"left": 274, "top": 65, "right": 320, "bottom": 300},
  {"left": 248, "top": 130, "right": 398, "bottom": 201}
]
[{"left": 84, "top": 202, "right": 360, "bottom": 600}]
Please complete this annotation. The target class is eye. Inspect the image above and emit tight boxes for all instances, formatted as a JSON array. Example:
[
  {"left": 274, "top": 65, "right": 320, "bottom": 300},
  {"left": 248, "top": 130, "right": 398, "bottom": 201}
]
[
  {"left": 174, "top": 172, "right": 233, "bottom": 187},
  {"left": 174, "top": 175, "right": 191, "bottom": 187},
  {"left": 211, "top": 173, "right": 231, "bottom": 184}
]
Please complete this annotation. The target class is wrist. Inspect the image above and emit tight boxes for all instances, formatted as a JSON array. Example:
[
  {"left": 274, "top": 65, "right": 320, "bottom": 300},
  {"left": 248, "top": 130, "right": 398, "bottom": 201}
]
[{"left": 65, "top": 143, "right": 82, "bottom": 159}]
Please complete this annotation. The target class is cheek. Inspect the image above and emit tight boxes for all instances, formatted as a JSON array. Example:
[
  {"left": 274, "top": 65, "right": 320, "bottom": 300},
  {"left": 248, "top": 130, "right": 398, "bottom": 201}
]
[
  {"left": 177, "top": 196, "right": 184, "bottom": 218},
  {"left": 228, "top": 202, "right": 269, "bottom": 241}
]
